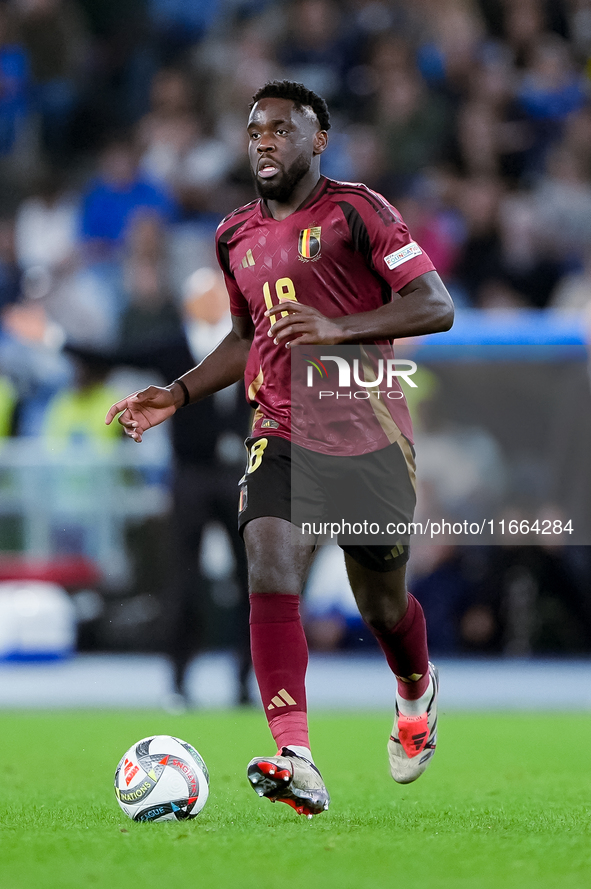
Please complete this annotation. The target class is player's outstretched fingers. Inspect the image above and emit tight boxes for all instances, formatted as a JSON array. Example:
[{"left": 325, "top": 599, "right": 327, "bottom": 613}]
[
  {"left": 105, "top": 396, "right": 138, "bottom": 426},
  {"left": 105, "top": 395, "right": 145, "bottom": 442},
  {"left": 106, "top": 385, "right": 178, "bottom": 442}
]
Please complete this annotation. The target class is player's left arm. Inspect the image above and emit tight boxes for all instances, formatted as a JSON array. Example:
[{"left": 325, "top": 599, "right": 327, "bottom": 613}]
[{"left": 266, "top": 270, "right": 454, "bottom": 346}]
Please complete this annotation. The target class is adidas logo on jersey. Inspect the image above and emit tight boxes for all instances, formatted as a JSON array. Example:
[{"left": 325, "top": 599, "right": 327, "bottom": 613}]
[{"left": 241, "top": 249, "right": 255, "bottom": 268}]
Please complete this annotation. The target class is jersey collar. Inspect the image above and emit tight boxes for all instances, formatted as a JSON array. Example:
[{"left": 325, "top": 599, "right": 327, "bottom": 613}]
[{"left": 260, "top": 176, "right": 329, "bottom": 219}]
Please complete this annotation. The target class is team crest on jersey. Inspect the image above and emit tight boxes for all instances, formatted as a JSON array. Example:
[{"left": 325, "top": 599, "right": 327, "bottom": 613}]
[{"left": 298, "top": 226, "right": 321, "bottom": 261}]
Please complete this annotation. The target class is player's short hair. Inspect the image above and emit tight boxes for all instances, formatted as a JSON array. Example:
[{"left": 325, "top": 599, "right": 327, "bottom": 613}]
[{"left": 250, "top": 80, "right": 331, "bottom": 131}]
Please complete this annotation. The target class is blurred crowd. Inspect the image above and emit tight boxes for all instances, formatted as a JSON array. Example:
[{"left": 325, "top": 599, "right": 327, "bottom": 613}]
[
  {"left": 0, "top": 0, "right": 590, "bottom": 432},
  {"left": 0, "top": 0, "right": 590, "bottom": 664}
]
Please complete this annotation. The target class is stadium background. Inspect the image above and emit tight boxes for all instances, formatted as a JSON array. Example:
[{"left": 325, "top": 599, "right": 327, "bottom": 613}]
[{"left": 0, "top": 0, "right": 590, "bottom": 700}]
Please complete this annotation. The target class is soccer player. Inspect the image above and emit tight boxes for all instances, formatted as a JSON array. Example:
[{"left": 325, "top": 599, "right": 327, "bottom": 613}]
[{"left": 106, "top": 80, "right": 454, "bottom": 817}]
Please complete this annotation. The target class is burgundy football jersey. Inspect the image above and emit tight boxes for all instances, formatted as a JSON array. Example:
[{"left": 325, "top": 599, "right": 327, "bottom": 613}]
[{"left": 215, "top": 176, "right": 435, "bottom": 456}]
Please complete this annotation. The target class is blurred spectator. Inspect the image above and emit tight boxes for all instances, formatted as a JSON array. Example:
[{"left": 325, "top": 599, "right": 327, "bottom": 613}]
[
  {"left": 452, "top": 174, "right": 507, "bottom": 305},
  {"left": 41, "top": 351, "right": 120, "bottom": 448},
  {"left": 79, "top": 135, "right": 176, "bottom": 253},
  {"left": 568, "top": 0, "right": 591, "bottom": 62},
  {"left": 561, "top": 104, "right": 591, "bottom": 181},
  {"left": 456, "top": 98, "right": 502, "bottom": 177},
  {"left": 496, "top": 187, "right": 562, "bottom": 308},
  {"left": 410, "top": 545, "right": 485, "bottom": 654},
  {"left": 515, "top": 33, "right": 587, "bottom": 175},
  {"left": 0, "top": 216, "right": 21, "bottom": 309},
  {"left": 477, "top": 544, "right": 591, "bottom": 655},
  {"left": 531, "top": 143, "right": 591, "bottom": 269},
  {"left": 14, "top": 167, "right": 78, "bottom": 273},
  {"left": 450, "top": 171, "right": 562, "bottom": 307},
  {"left": 203, "top": 17, "right": 283, "bottom": 146},
  {"left": 517, "top": 34, "right": 585, "bottom": 120},
  {"left": 118, "top": 213, "right": 180, "bottom": 346},
  {"left": 147, "top": 0, "right": 223, "bottom": 62},
  {"left": 415, "top": 0, "right": 485, "bottom": 94},
  {"left": 501, "top": 0, "right": 549, "bottom": 64},
  {"left": 343, "top": 122, "right": 383, "bottom": 180},
  {"left": 460, "top": 40, "right": 536, "bottom": 183},
  {"left": 66, "top": 0, "right": 155, "bottom": 139},
  {"left": 0, "top": 296, "right": 71, "bottom": 435},
  {"left": 0, "top": 372, "right": 16, "bottom": 435},
  {"left": 278, "top": 0, "right": 357, "bottom": 106},
  {"left": 137, "top": 67, "right": 235, "bottom": 216},
  {"left": 14, "top": 169, "right": 171, "bottom": 355},
  {"left": 18, "top": 0, "right": 90, "bottom": 159},
  {"left": 412, "top": 539, "right": 591, "bottom": 656},
  {"left": 372, "top": 64, "right": 453, "bottom": 192},
  {"left": 0, "top": 5, "right": 31, "bottom": 155},
  {"left": 38, "top": 351, "right": 122, "bottom": 557}
]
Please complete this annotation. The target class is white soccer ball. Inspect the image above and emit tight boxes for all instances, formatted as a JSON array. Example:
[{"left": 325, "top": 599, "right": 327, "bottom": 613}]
[{"left": 114, "top": 735, "right": 209, "bottom": 822}]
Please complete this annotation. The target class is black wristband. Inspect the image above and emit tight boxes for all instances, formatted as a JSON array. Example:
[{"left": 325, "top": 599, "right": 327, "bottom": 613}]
[{"left": 173, "top": 378, "right": 190, "bottom": 407}]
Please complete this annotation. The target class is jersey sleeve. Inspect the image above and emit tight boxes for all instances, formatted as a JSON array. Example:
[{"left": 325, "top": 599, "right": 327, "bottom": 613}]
[
  {"left": 345, "top": 190, "right": 436, "bottom": 293},
  {"left": 215, "top": 223, "right": 250, "bottom": 317}
]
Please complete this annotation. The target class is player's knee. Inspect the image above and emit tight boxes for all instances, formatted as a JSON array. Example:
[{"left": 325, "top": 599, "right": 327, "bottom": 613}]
[
  {"left": 358, "top": 593, "right": 409, "bottom": 633},
  {"left": 244, "top": 518, "right": 313, "bottom": 594}
]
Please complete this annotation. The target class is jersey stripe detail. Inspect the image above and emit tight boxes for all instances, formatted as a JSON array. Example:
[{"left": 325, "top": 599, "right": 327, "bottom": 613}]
[
  {"left": 219, "top": 200, "right": 259, "bottom": 225},
  {"left": 332, "top": 190, "right": 400, "bottom": 224},
  {"left": 360, "top": 346, "right": 403, "bottom": 445},
  {"left": 326, "top": 179, "right": 395, "bottom": 208},
  {"left": 217, "top": 219, "right": 250, "bottom": 277},
  {"left": 337, "top": 201, "right": 393, "bottom": 306},
  {"left": 247, "top": 365, "right": 264, "bottom": 403},
  {"left": 396, "top": 435, "right": 417, "bottom": 494},
  {"left": 337, "top": 201, "right": 372, "bottom": 265},
  {"left": 327, "top": 181, "right": 401, "bottom": 223}
]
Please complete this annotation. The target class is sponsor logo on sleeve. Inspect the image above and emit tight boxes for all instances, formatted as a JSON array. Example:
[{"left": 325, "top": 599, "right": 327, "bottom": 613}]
[{"left": 384, "top": 241, "right": 423, "bottom": 270}]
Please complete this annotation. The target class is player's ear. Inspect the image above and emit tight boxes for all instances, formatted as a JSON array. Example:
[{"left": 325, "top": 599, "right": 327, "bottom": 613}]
[{"left": 312, "top": 129, "right": 328, "bottom": 155}]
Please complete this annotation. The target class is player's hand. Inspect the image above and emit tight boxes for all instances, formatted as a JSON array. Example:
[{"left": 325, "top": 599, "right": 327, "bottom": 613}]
[
  {"left": 265, "top": 302, "right": 345, "bottom": 347},
  {"left": 105, "top": 386, "right": 178, "bottom": 442}
]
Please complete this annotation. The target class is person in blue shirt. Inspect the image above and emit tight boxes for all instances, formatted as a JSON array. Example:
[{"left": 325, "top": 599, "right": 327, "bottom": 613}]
[{"left": 79, "top": 136, "right": 176, "bottom": 251}]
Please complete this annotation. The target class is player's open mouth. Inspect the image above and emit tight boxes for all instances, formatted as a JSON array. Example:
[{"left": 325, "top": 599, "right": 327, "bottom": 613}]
[{"left": 258, "top": 163, "right": 280, "bottom": 179}]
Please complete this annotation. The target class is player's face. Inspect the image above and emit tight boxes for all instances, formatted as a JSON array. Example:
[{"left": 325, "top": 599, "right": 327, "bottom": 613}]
[{"left": 247, "top": 97, "right": 322, "bottom": 202}]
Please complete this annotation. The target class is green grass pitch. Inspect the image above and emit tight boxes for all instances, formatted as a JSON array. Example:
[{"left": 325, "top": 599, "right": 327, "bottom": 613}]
[{"left": 0, "top": 710, "right": 590, "bottom": 889}]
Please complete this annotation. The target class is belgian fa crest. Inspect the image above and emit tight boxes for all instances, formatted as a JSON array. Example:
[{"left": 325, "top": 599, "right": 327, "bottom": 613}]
[{"left": 298, "top": 226, "right": 321, "bottom": 261}]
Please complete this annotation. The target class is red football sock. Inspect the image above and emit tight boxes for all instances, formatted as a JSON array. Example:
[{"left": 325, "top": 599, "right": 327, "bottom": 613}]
[
  {"left": 370, "top": 593, "right": 430, "bottom": 700},
  {"left": 268, "top": 711, "right": 309, "bottom": 752},
  {"left": 249, "top": 593, "right": 310, "bottom": 750}
]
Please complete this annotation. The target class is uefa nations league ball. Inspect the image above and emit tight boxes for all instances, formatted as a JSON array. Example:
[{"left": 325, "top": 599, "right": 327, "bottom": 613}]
[{"left": 114, "top": 735, "right": 209, "bottom": 822}]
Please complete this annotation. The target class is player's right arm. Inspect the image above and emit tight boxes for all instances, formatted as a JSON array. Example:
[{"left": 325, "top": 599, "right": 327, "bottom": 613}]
[{"left": 105, "top": 314, "right": 254, "bottom": 442}]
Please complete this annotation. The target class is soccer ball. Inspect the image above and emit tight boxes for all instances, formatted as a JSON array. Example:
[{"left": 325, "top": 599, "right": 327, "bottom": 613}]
[{"left": 114, "top": 735, "right": 209, "bottom": 822}]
